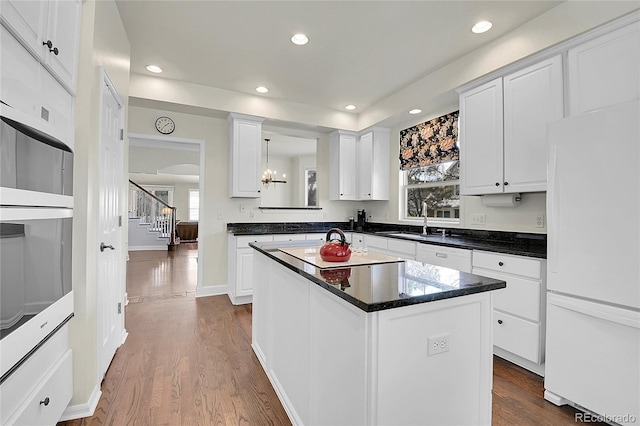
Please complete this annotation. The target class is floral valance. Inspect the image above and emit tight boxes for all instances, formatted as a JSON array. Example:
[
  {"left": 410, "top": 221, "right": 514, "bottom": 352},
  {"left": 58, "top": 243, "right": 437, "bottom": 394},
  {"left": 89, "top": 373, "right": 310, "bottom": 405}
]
[{"left": 399, "top": 110, "right": 459, "bottom": 171}]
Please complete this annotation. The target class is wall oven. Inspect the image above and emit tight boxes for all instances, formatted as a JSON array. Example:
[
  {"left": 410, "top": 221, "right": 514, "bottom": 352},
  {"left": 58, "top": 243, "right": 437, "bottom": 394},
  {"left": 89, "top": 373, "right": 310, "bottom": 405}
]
[{"left": 0, "top": 108, "right": 74, "bottom": 383}]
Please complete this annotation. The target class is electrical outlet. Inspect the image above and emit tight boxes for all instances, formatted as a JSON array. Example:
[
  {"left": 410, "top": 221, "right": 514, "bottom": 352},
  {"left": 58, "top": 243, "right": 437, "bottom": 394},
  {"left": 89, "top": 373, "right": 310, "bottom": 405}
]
[
  {"left": 427, "top": 333, "right": 450, "bottom": 356},
  {"left": 536, "top": 215, "right": 545, "bottom": 228},
  {"left": 217, "top": 211, "right": 224, "bottom": 220},
  {"left": 471, "top": 214, "right": 486, "bottom": 225},
  {"left": 239, "top": 204, "right": 246, "bottom": 213},
  {"left": 249, "top": 211, "right": 255, "bottom": 219}
]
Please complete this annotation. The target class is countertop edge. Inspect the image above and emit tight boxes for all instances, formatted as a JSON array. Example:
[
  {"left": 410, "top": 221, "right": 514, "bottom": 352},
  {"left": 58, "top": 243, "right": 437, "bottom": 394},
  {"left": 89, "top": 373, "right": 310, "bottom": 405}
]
[{"left": 250, "top": 243, "right": 506, "bottom": 313}]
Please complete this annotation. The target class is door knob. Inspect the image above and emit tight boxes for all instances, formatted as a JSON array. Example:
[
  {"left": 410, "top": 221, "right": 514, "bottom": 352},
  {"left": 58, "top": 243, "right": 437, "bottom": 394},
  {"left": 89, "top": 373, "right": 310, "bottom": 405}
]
[{"left": 100, "top": 242, "right": 115, "bottom": 252}]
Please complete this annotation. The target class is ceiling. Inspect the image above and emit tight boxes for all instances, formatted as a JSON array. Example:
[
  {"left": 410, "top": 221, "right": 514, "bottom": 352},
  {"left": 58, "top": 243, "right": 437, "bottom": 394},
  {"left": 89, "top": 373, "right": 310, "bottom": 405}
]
[{"left": 116, "top": 1, "right": 564, "bottom": 122}]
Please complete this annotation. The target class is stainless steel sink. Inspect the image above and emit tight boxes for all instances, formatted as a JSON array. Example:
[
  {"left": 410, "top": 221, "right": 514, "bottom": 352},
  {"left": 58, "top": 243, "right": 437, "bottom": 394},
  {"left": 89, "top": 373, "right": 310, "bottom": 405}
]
[{"left": 381, "top": 232, "right": 430, "bottom": 241}]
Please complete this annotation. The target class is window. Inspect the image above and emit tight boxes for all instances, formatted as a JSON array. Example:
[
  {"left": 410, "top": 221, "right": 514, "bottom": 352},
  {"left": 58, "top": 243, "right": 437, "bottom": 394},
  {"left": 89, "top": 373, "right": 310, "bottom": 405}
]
[
  {"left": 305, "top": 169, "right": 317, "bottom": 207},
  {"left": 188, "top": 189, "right": 199, "bottom": 221},
  {"left": 401, "top": 160, "right": 460, "bottom": 223}
]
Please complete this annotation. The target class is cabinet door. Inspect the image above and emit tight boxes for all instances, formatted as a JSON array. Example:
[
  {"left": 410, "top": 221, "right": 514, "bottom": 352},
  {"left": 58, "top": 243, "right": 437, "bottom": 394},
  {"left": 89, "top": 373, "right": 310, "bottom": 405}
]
[
  {"left": 0, "top": 0, "right": 48, "bottom": 60},
  {"left": 568, "top": 23, "right": 640, "bottom": 116},
  {"left": 0, "top": 26, "right": 40, "bottom": 116},
  {"left": 459, "top": 78, "right": 504, "bottom": 195},
  {"left": 503, "top": 55, "right": 563, "bottom": 193},
  {"left": 236, "top": 248, "right": 255, "bottom": 297},
  {"left": 228, "top": 114, "right": 263, "bottom": 198},
  {"left": 43, "top": 0, "right": 81, "bottom": 92},
  {"left": 357, "top": 132, "right": 373, "bottom": 200},
  {"left": 329, "top": 131, "right": 357, "bottom": 200}
]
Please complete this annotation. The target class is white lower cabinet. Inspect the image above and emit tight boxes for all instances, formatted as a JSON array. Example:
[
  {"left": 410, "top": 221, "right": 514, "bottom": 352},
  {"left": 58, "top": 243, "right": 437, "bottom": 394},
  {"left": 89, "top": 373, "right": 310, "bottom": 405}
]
[
  {"left": 253, "top": 251, "right": 494, "bottom": 425},
  {"left": 472, "top": 250, "right": 547, "bottom": 375},
  {"left": 227, "top": 234, "right": 273, "bottom": 305},
  {"left": 1, "top": 325, "right": 72, "bottom": 426}
]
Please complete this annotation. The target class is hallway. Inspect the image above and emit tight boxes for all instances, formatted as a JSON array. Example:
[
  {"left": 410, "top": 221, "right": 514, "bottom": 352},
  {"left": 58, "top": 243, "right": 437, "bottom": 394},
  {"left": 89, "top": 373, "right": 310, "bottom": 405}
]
[{"left": 59, "top": 248, "right": 600, "bottom": 425}]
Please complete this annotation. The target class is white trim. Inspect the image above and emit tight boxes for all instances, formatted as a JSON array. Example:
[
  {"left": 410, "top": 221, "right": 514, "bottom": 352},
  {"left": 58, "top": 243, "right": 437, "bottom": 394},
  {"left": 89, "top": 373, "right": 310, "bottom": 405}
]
[
  {"left": 457, "top": 10, "right": 640, "bottom": 93},
  {"left": 196, "top": 284, "right": 228, "bottom": 298},
  {"left": 0, "top": 207, "right": 73, "bottom": 220},
  {"left": 59, "top": 385, "right": 101, "bottom": 421},
  {"left": 128, "top": 133, "right": 206, "bottom": 293}
]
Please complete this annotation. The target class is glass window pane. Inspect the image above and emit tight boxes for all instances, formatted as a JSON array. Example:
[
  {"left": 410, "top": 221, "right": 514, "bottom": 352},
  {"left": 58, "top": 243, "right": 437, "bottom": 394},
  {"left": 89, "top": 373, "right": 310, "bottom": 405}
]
[
  {"left": 406, "top": 160, "right": 459, "bottom": 185},
  {"left": 406, "top": 184, "right": 460, "bottom": 218}
]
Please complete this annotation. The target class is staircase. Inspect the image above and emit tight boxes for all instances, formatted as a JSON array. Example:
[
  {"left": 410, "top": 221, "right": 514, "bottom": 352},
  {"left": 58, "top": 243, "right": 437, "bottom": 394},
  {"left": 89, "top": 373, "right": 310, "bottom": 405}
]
[
  {"left": 128, "top": 217, "right": 171, "bottom": 251},
  {"left": 128, "top": 180, "right": 178, "bottom": 251}
]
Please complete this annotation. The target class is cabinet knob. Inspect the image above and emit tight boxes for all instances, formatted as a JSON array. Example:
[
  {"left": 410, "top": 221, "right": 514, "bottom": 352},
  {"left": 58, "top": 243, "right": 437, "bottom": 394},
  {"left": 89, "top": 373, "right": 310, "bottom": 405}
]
[
  {"left": 497, "top": 319, "right": 503, "bottom": 325},
  {"left": 504, "top": 181, "right": 509, "bottom": 186},
  {"left": 42, "top": 40, "right": 53, "bottom": 49},
  {"left": 50, "top": 46, "right": 59, "bottom": 55},
  {"left": 498, "top": 261, "right": 504, "bottom": 266},
  {"left": 40, "top": 397, "right": 50, "bottom": 406},
  {"left": 340, "top": 193, "right": 344, "bottom": 196},
  {"left": 495, "top": 182, "right": 500, "bottom": 186}
]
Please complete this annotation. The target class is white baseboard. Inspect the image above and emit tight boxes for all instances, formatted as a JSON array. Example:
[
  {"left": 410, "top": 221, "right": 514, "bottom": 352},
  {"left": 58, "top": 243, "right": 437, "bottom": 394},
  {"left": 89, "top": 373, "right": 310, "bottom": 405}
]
[
  {"left": 128, "top": 245, "right": 167, "bottom": 251},
  {"left": 59, "top": 384, "right": 101, "bottom": 421},
  {"left": 196, "top": 284, "right": 227, "bottom": 298}
]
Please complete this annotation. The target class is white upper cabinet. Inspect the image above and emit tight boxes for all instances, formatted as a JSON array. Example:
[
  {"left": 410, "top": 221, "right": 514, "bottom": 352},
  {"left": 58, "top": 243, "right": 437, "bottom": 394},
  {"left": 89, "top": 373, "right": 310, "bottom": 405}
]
[
  {"left": 358, "top": 128, "right": 390, "bottom": 200},
  {"left": 330, "top": 128, "right": 390, "bottom": 201},
  {"left": 503, "top": 55, "right": 564, "bottom": 193},
  {"left": 459, "top": 78, "right": 504, "bottom": 195},
  {"left": 329, "top": 131, "right": 357, "bottom": 200},
  {"left": 1, "top": 0, "right": 81, "bottom": 94},
  {"left": 568, "top": 22, "right": 640, "bottom": 116},
  {"left": 459, "top": 55, "right": 563, "bottom": 195},
  {"left": 228, "top": 113, "right": 264, "bottom": 198}
]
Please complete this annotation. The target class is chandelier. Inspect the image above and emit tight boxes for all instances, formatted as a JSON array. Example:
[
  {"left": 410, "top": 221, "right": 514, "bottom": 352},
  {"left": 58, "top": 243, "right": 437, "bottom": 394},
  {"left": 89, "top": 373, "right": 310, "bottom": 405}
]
[{"left": 261, "top": 138, "right": 287, "bottom": 187}]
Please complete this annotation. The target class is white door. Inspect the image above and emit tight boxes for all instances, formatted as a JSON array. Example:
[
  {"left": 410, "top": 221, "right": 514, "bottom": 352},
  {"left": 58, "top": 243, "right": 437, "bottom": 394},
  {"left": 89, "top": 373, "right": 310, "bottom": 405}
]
[{"left": 97, "top": 71, "right": 125, "bottom": 380}]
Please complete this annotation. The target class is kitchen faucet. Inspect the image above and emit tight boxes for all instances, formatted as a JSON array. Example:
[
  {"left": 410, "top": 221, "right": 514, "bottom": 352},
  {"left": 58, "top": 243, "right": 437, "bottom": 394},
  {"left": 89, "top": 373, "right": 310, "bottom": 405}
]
[{"left": 422, "top": 200, "right": 429, "bottom": 235}]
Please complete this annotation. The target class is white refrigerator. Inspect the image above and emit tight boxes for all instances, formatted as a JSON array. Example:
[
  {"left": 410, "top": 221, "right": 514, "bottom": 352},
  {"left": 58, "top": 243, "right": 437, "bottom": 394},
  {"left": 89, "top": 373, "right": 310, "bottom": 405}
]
[{"left": 545, "top": 100, "right": 640, "bottom": 425}]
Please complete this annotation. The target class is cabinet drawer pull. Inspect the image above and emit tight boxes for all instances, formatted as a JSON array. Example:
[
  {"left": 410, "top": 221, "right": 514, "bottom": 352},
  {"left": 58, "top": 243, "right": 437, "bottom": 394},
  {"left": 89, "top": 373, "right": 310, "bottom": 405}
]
[
  {"left": 40, "top": 397, "right": 50, "bottom": 406},
  {"left": 503, "top": 181, "right": 509, "bottom": 186},
  {"left": 498, "top": 261, "right": 504, "bottom": 266},
  {"left": 497, "top": 319, "right": 503, "bottom": 325},
  {"left": 495, "top": 182, "right": 500, "bottom": 186},
  {"left": 43, "top": 40, "right": 53, "bottom": 49},
  {"left": 50, "top": 46, "right": 59, "bottom": 55},
  {"left": 435, "top": 253, "right": 448, "bottom": 258}
]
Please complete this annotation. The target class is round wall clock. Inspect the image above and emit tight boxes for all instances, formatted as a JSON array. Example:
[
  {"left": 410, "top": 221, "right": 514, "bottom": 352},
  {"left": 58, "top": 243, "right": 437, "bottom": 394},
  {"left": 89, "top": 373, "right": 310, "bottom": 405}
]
[{"left": 155, "top": 116, "right": 175, "bottom": 134}]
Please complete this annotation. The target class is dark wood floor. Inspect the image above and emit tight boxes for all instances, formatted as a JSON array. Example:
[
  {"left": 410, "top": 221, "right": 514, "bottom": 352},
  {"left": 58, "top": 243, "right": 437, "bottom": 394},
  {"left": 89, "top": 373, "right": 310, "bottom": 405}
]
[{"left": 60, "top": 246, "right": 601, "bottom": 425}]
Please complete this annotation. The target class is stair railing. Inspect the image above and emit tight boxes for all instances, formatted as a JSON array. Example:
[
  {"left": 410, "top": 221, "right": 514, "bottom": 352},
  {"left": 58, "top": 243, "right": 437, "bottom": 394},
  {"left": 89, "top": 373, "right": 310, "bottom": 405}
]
[{"left": 128, "top": 180, "right": 177, "bottom": 246}]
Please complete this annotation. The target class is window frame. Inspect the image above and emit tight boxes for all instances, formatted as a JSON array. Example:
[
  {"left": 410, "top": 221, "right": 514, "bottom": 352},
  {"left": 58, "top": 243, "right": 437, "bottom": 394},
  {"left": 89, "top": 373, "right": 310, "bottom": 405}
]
[
  {"left": 399, "top": 168, "right": 462, "bottom": 226},
  {"left": 188, "top": 188, "right": 199, "bottom": 221}
]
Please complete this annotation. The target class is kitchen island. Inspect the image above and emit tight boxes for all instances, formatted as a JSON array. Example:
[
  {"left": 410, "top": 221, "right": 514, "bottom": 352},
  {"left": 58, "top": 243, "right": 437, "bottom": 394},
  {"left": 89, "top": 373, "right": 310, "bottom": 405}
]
[{"left": 250, "top": 241, "right": 506, "bottom": 426}]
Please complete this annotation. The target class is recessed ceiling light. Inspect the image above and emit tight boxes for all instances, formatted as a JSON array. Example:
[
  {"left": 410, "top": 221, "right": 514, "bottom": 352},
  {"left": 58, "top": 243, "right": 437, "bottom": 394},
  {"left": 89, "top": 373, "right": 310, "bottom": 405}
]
[
  {"left": 146, "top": 65, "right": 163, "bottom": 73},
  {"left": 256, "top": 86, "right": 269, "bottom": 93},
  {"left": 471, "top": 21, "right": 493, "bottom": 34},
  {"left": 345, "top": 104, "right": 356, "bottom": 110},
  {"left": 291, "top": 33, "right": 309, "bottom": 46},
  {"left": 409, "top": 109, "right": 422, "bottom": 115}
]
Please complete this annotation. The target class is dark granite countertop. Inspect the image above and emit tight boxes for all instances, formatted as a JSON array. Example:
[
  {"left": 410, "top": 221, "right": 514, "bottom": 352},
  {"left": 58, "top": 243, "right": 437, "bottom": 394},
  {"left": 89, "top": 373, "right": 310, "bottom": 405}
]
[
  {"left": 228, "top": 222, "right": 547, "bottom": 259},
  {"left": 250, "top": 241, "right": 506, "bottom": 313}
]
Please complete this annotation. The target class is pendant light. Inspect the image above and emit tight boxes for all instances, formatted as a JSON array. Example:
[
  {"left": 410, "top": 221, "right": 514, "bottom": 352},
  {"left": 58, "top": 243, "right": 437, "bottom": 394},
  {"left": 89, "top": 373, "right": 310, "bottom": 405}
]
[{"left": 261, "top": 139, "right": 287, "bottom": 187}]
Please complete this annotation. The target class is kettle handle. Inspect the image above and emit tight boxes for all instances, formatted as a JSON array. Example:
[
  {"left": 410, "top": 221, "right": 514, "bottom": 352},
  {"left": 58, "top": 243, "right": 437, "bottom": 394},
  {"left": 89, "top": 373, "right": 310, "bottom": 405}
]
[{"left": 325, "top": 228, "right": 347, "bottom": 246}]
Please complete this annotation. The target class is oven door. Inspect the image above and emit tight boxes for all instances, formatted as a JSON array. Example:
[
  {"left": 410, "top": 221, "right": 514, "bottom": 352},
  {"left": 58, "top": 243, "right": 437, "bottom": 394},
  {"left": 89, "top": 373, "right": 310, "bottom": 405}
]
[{"left": 0, "top": 207, "right": 72, "bottom": 340}]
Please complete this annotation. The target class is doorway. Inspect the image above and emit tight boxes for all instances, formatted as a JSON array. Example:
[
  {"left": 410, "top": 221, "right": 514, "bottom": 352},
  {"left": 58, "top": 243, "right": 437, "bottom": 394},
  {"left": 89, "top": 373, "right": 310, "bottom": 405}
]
[{"left": 127, "top": 133, "right": 205, "bottom": 294}]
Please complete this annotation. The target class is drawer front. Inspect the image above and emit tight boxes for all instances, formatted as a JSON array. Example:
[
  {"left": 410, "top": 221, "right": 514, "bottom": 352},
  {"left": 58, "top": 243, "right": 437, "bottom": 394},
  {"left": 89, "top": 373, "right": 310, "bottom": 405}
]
[
  {"left": 473, "top": 251, "right": 541, "bottom": 279},
  {"left": 272, "top": 234, "right": 306, "bottom": 242},
  {"left": 10, "top": 350, "right": 72, "bottom": 426},
  {"left": 387, "top": 239, "right": 416, "bottom": 257},
  {"left": 364, "top": 235, "right": 387, "bottom": 250},
  {"left": 416, "top": 245, "right": 472, "bottom": 273},
  {"left": 236, "top": 235, "right": 273, "bottom": 248},
  {"left": 306, "top": 233, "right": 326, "bottom": 242},
  {"left": 493, "top": 310, "right": 541, "bottom": 363},
  {"left": 478, "top": 270, "right": 540, "bottom": 321},
  {"left": 1, "top": 326, "right": 69, "bottom": 424}
]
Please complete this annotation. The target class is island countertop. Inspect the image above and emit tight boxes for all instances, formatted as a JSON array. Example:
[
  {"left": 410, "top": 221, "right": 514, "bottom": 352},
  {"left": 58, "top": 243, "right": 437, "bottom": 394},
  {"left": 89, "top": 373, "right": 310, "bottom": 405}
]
[{"left": 250, "top": 241, "right": 506, "bottom": 312}]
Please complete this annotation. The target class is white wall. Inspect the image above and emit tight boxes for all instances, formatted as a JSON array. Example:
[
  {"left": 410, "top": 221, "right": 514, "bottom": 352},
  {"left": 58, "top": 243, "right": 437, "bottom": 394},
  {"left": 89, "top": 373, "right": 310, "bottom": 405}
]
[
  {"left": 70, "top": 0, "right": 130, "bottom": 409},
  {"left": 129, "top": 146, "right": 198, "bottom": 173}
]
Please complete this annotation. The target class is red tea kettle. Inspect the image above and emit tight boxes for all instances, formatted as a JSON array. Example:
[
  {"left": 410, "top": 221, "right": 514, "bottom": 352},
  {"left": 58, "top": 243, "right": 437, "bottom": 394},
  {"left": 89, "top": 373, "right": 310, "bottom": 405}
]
[{"left": 319, "top": 228, "right": 352, "bottom": 262}]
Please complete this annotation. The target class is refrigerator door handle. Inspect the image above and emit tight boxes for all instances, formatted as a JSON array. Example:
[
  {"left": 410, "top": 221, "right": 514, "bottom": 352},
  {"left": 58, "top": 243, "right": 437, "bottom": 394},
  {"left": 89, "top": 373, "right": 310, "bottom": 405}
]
[{"left": 549, "top": 293, "right": 640, "bottom": 329}]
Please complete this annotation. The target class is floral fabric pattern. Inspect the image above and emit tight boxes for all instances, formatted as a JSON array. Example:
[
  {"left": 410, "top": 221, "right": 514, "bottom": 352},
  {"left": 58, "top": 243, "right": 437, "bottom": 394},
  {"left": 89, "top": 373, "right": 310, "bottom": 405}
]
[{"left": 399, "top": 110, "right": 459, "bottom": 170}]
